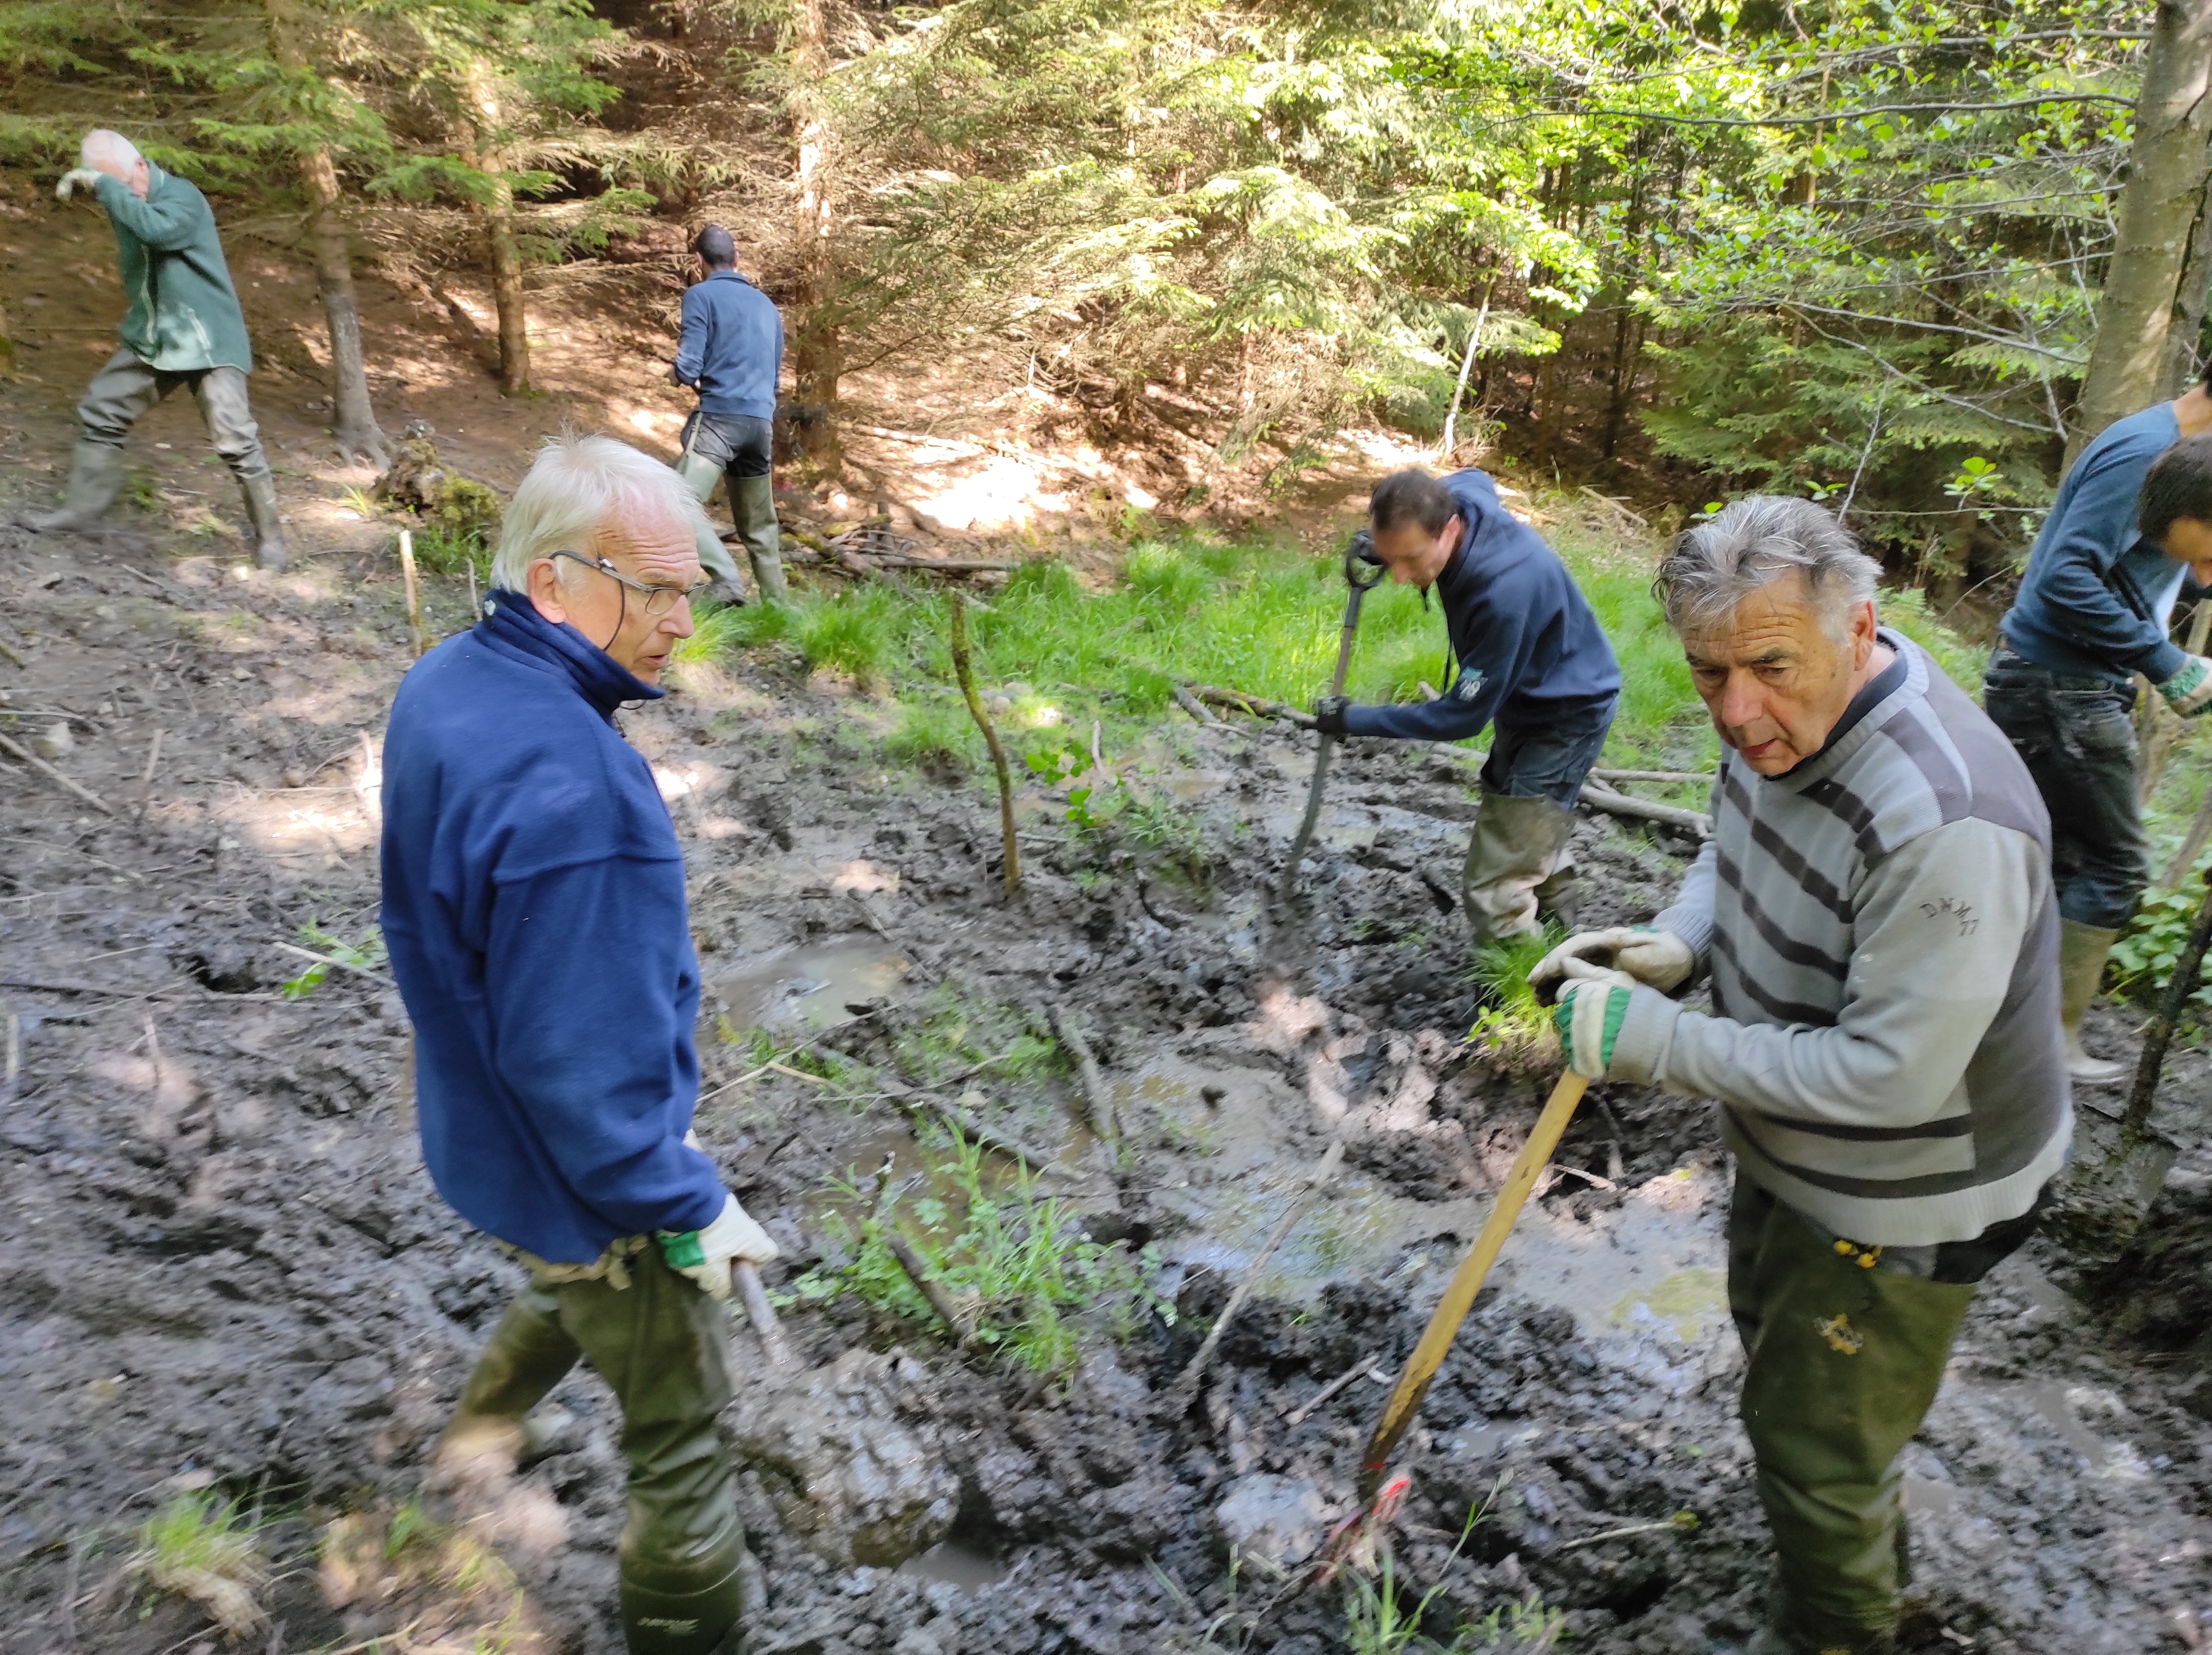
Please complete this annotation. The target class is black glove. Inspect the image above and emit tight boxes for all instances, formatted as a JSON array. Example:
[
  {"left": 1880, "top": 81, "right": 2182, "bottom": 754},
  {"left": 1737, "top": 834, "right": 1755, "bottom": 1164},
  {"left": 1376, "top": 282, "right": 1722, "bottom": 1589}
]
[{"left": 1314, "top": 695, "right": 1352, "bottom": 737}]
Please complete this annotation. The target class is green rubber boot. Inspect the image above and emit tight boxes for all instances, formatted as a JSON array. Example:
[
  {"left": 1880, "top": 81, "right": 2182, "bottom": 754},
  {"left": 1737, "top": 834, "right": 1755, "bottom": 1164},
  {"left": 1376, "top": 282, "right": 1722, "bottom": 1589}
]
[
  {"left": 25, "top": 439, "right": 126, "bottom": 532},
  {"left": 1462, "top": 789, "right": 1575, "bottom": 942},
  {"left": 731, "top": 474, "right": 789, "bottom": 606},
  {"left": 675, "top": 450, "right": 747, "bottom": 599},
  {"left": 241, "top": 471, "right": 289, "bottom": 572},
  {"left": 620, "top": 1541, "right": 747, "bottom": 1655}
]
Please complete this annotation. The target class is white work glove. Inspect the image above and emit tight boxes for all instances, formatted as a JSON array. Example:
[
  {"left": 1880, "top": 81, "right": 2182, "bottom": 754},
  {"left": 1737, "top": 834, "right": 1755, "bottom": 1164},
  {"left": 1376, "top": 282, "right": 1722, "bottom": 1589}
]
[
  {"left": 1551, "top": 965, "right": 1636, "bottom": 1079},
  {"left": 655, "top": 1191, "right": 779, "bottom": 1299},
  {"left": 2160, "top": 656, "right": 2212, "bottom": 718},
  {"left": 56, "top": 168, "right": 104, "bottom": 201},
  {"left": 1529, "top": 926, "right": 1695, "bottom": 1002}
]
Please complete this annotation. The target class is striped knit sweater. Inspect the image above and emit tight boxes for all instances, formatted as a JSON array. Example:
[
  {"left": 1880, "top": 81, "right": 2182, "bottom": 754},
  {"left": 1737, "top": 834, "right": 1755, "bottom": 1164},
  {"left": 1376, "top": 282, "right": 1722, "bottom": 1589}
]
[{"left": 1608, "top": 631, "right": 2072, "bottom": 1246}]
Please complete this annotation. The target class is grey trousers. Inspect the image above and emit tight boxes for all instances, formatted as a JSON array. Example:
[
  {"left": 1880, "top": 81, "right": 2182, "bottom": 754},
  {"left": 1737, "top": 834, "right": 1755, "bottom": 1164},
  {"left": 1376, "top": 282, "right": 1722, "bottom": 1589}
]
[{"left": 77, "top": 348, "right": 272, "bottom": 485}]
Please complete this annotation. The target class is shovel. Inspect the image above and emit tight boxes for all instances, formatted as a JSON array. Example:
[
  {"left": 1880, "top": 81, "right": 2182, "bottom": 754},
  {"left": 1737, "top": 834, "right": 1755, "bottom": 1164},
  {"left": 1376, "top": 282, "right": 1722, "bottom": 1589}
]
[
  {"left": 1357, "top": 1066, "right": 1589, "bottom": 1501},
  {"left": 1280, "top": 531, "right": 1386, "bottom": 899},
  {"left": 2051, "top": 870, "right": 2210, "bottom": 1261}
]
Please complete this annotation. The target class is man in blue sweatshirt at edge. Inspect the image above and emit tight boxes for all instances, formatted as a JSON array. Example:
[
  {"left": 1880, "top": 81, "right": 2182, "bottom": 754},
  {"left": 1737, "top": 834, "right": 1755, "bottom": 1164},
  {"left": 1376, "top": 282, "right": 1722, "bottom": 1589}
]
[
  {"left": 1315, "top": 467, "right": 1622, "bottom": 940},
  {"left": 379, "top": 433, "right": 779, "bottom": 1655},
  {"left": 672, "top": 222, "right": 789, "bottom": 606},
  {"left": 1985, "top": 368, "right": 2212, "bottom": 1084}
]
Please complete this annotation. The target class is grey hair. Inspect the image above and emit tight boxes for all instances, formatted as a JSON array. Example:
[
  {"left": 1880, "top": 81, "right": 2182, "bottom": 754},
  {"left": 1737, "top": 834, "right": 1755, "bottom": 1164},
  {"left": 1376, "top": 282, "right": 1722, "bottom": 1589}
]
[
  {"left": 1653, "top": 495, "right": 1882, "bottom": 637},
  {"left": 81, "top": 129, "right": 143, "bottom": 171},
  {"left": 490, "top": 432, "right": 711, "bottom": 592}
]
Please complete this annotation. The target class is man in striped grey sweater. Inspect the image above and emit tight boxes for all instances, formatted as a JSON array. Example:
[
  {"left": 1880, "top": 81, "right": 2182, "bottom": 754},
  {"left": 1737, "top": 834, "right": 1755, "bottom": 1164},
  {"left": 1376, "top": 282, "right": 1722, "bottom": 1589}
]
[{"left": 1532, "top": 497, "right": 2070, "bottom": 1655}]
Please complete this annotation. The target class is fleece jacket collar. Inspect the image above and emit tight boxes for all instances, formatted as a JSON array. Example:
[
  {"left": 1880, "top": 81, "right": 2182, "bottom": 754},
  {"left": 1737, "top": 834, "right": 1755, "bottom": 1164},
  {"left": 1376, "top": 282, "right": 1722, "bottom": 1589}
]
[{"left": 476, "top": 588, "right": 664, "bottom": 722}]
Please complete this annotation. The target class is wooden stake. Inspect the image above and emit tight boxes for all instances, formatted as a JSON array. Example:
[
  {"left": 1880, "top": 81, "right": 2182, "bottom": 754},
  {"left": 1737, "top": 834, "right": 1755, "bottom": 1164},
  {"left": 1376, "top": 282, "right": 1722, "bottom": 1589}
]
[
  {"left": 398, "top": 529, "right": 426, "bottom": 657},
  {"left": 948, "top": 592, "right": 1019, "bottom": 898},
  {"left": 1048, "top": 1005, "right": 1120, "bottom": 1157}
]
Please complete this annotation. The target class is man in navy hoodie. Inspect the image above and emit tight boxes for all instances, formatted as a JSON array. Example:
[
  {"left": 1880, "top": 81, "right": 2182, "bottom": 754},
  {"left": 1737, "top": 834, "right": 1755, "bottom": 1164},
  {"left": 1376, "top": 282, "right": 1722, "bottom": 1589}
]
[
  {"left": 380, "top": 434, "right": 776, "bottom": 1655},
  {"left": 672, "top": 223, "right": 788, "bottom": 605},
  {"left": 1316, "top": 466, "right": 1622, "bottom": 940},
  {"left": 1986, "top": 373, "right": 2212, "bottom": 1083}
]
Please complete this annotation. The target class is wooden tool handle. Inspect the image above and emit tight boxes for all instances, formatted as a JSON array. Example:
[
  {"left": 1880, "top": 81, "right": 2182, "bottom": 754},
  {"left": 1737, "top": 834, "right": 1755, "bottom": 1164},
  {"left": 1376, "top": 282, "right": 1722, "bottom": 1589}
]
[
  {"left": 1358, "top": 1069, "right": 1589, "bottom": 1498},
  {"left": 733, "top": 1260, "right": 796, "bottom": 1370}
]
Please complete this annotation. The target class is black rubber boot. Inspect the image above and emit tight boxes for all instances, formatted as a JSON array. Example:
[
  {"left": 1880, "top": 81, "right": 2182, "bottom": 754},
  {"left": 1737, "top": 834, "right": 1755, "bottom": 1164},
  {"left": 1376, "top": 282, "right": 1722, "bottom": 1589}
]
[
  {"left": 25, "top": 439, "right": 125, "bottom": 532},
  {"left": 620, "top": 1543, "right": 747, "bottom": 1655}
]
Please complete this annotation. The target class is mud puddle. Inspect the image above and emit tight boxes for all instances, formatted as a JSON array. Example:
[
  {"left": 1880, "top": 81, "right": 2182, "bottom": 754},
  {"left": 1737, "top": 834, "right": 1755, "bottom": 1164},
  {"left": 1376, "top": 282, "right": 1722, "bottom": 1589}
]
[{"left": 717, "top": 936, "right": 913, "bottom": 1034}]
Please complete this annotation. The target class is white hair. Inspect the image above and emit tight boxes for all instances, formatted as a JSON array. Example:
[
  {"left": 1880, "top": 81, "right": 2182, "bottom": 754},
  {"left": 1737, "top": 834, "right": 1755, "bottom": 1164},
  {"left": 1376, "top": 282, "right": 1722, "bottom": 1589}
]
[
  {"left": 81, "top": 129, "right": 143, "bottom": 172},
  {"left": 1654, "top": 495, "right": 1883, "bottom": 640},
  {"left": 490, "top": 432, "right": 711, "bottom": 592}
]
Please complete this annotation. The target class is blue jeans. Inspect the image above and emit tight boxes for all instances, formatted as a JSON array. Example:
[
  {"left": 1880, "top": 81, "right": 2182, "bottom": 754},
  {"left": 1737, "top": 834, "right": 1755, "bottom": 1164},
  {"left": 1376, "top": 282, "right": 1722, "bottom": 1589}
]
[
  {"left": 1981, "top": 648, "right": 2149, "bottom": 930},
  {"left": 1480, "top": 711, "right": 1614, "bottom": 807}
]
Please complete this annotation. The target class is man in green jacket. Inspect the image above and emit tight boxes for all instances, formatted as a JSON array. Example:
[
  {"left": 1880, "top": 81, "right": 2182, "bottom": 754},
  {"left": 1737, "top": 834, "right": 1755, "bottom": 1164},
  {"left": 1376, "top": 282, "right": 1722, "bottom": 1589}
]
[{"left": 26, "top": 129, "right": 286, "bottom": 570}]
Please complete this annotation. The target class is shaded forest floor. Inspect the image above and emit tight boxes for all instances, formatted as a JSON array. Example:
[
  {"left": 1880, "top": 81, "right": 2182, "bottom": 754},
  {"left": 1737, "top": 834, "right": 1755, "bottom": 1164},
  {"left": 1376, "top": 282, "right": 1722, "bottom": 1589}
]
[{"left": 9, "top": 178, "right": 2212, "bottom": 1655}]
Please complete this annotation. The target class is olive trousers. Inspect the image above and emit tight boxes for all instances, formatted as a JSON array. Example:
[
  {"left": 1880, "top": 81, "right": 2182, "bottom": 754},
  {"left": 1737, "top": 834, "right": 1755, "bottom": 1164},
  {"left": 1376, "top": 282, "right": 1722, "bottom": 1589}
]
[
  {"left": 443, "top": 1245, "right": 745, "bottom": 1655},
  {"left": 1727, "top": 1178, "right": 1978, "bottom": 1655}
]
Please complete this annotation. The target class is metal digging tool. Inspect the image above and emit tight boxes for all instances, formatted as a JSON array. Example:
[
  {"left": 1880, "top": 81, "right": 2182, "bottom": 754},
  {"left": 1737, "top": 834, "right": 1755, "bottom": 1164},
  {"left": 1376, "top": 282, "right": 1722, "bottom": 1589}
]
[
  {"left": 1280, "top": 531, "right": 1386, "bottom": 899},
  {"left": 1357, "top": 1067, "right": 1589, "bottom": 1502}
]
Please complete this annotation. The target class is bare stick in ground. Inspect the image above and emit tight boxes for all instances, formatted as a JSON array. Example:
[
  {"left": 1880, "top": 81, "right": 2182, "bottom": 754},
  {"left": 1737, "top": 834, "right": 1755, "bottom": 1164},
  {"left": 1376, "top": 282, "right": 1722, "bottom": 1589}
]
[
  {"left": 398, "top": 529, "right": 426, "bottom": 658},
  {"left": 0, "top": 634, "right": 24, "bottom": 668},
  {"left": 948, "top": 592, "right": 1019, "bottom": 899},
  {"left": 0, "top": 730, "right": 114, "bottom": 815},
  {"left": 1282, "top": 1355, "right": 1382, "bottom": 1425},
  {"left": 732, "top": 1260, "right": 796, "bottom": 1370},
  {"left": 1048, "top": 1006, "right": 1119, "bottom": 1157},
  {"left": 846, "top": 889, "right": 934, "bottom": 981},
  {"left": 885, "top": 1232, "right": 976, "bottom": 1350},
  {"left": 1170, "top": 1137, "right": 1347, "bottom": 1403}
]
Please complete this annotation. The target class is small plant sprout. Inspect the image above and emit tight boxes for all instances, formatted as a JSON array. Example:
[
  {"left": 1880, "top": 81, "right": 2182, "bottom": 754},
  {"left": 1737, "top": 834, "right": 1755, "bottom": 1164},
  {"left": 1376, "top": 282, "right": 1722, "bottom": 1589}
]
[
  {"left": 130, "top": 1490, "right": 270, "bottom": 1638},
  {"left": 1464, "top": 925, "right": 1565, "bottom": 1065},
  {"left": 280, "top": 920, "right": 389, "bottom": 1000}
]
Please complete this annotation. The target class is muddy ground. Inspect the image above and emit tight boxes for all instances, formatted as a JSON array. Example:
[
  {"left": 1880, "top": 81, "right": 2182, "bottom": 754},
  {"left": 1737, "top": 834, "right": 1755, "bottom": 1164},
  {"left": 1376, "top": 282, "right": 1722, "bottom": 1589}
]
[
  {"left": 9, "top": 184, "right": 2212, "bottom": 1654},
  {"left": 9, "top": 497, "right": 2212, "bottom": 1655}
]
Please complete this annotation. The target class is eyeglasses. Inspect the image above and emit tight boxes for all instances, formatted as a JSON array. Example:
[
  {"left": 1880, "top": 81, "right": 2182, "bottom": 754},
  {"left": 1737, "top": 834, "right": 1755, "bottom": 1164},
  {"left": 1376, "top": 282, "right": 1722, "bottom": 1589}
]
[{"left": 553, "top": 551, "right": 707, "bottom": 617}]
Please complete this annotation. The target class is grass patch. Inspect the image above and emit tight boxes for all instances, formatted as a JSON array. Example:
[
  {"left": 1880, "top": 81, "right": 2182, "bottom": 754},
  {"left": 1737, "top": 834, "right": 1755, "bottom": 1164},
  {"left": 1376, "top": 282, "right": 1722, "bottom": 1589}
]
[
  {"left": 129, "top": 1491, "right": 270, "bottom": 1639},
  {"left": 888, "top": 983, "right": 1064, "bottom": 1090},
  {"left": 790, "top": 1126, "right": 1157, "bottom": 1372},
  {"left": 671, "top": 599, "right": 750, "bottom": 671},
  {"left": 1464, "top": 925, "right": 1564, "bottom": 1065}
]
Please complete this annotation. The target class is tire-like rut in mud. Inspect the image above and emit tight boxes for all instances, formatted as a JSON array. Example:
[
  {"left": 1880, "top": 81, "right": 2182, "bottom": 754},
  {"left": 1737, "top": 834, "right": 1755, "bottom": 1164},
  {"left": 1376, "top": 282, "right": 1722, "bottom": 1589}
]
[{"left": 7, "top": 518, "right": 2212, "bottom": 1655}]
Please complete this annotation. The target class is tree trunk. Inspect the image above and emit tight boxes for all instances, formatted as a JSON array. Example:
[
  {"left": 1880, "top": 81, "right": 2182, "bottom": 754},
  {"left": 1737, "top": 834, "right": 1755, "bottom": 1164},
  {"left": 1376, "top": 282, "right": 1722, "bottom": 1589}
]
[
  {"left": 788, "top": 0, "right": 838, "bottom": 459},
  {"left": 264, "top": 0, "right": 387, "bottom": 462},
  {"left": 464, "top": 60, "right": 532, "bottom": 396},
  {"left": 2070, "top": 0, "right": 2212, "bottom": 459},
  {"left": 301, "top": 148, "right": 388, "bottom": 462}
]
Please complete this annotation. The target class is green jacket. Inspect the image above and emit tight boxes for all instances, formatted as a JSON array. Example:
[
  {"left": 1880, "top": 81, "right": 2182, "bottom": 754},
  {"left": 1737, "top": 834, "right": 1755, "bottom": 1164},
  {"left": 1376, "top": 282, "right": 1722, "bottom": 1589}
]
[{"left": 91, "top": 164, "right": 252, "bottom": 374}]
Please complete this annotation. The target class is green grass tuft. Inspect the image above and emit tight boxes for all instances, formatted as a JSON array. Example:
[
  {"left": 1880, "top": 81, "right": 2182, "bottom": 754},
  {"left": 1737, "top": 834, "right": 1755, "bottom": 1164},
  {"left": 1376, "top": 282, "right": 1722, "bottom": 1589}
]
[
  {"left": 790, "top": 1127, "right": 1158, "bottom": 1372},
  {"left": 132, "top": 1491, "right": 270, "bottom": 1638},
  {"left": 1465, "top": 925, "right": 1564, "bottom": 1063}
]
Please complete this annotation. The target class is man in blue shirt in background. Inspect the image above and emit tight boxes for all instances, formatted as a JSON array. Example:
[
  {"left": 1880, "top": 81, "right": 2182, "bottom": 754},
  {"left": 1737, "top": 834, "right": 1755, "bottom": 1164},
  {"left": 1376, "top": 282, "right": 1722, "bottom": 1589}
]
[
  {"left": 381, "top": 434, "right": 780, "bottom": 1655},
  {"left": 1316, "top": 466, "right": 1622, "bottom": 940},
  {"left": 1987, "top": 375, "right": 2212, "bottom": 1083},
  {"left": 671, "top": 224, "right": 789, "bottom": 605}
]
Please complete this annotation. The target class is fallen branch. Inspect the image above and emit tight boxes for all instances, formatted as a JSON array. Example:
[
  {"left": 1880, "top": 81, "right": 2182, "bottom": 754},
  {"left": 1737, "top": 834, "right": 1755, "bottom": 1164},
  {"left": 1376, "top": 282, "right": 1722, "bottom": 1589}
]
[
  {"left": 949, "top": 593, "right": 1020, "bottom": 899},
  {"left": 1558, "top": 1514, "right": 1699, "bottom": 1552},
  {"left": 0, "top": 635, "right": 24, "bottom": 668},
  {"left": 869, "top": 555, "right": 1020, "bottom": 573},
  {"left": 1170, "top": 684, "right": 1222, "bottom": 726},
  {"left": 0, "top": 730, "right": 114, "bottom": 815},
  {"left": 1049, "top": 1006, "right": 1119, "bottom": 1157},
  {"left": 885, "top": 1232, "right": 978, "bottom": 1350},
  {"left": 1169, "top": 1138, "right": 1347, "bottom": 1403},
  {"left": 1282, "top": 1356, "right": 1382, "bottom": 1426},
  {"left": 1191, "top": 684, "right": 1315, "bottom": 728},
  {"left": 1577, "top": 777, "right": 1710, "bottom": 837},
  {"left": 272, "top": 940, "right": 389, "bottom": 984},
  {"left": 1589, "top": 768, "right": 1714, "bottom": 786}
]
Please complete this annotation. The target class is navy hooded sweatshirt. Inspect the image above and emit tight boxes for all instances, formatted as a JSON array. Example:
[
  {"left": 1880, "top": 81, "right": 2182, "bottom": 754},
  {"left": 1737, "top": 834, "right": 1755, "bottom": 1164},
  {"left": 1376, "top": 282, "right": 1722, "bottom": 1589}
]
[
  {"left": 379, "top": 591, "right": 725, "bottom": 1264},
  {"left": 1342, "top": 469, "right": 1621, "bottom": 742}
]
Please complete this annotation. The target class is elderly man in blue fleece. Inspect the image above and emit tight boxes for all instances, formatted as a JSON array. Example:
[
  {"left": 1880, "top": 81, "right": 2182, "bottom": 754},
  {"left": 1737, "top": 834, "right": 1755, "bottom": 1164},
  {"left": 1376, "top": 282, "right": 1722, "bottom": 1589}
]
[
  {"left": 1315, "top": 466, "right": 1622, "bottom": 940},
  {"left": 671, "top": 223, "right": 788, "bottom": 605},
  {"left": 379, "top": 433, "right": 775, "bottom": 1655},
  {"left": 1985, "top": 374, "right": 2212, "bottom": 1083}
]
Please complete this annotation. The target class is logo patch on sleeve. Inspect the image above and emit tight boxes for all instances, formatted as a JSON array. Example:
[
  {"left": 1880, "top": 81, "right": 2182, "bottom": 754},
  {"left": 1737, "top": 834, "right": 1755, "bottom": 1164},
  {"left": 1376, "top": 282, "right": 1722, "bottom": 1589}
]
[{"left": 1453, "top": 670, "right": 1485, "bottom": 703}]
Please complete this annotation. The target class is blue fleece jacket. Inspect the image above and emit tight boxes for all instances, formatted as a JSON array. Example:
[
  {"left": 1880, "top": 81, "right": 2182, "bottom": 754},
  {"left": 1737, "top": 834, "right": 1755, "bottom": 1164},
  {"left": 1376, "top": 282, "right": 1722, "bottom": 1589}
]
[
  {"left": 378, "top": 592, "right": 724, "bottom": 1264},
  {"left": 674, "top": 269, "right": 784, "bottom": 421},
  {"left": 1342, "top": 469, "right": 1621, "bottom": 741},
  {"left": 1999, "top": 402, "right": 2190, "bottom": 685}
]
